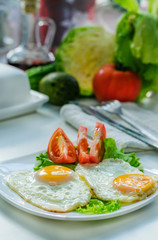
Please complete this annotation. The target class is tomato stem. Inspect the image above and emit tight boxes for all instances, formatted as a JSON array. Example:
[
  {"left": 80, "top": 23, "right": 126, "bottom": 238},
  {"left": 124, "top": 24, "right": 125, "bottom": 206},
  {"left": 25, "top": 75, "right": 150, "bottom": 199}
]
[{"left": 114, "top": 62, "right": 129, "bottom": 72}]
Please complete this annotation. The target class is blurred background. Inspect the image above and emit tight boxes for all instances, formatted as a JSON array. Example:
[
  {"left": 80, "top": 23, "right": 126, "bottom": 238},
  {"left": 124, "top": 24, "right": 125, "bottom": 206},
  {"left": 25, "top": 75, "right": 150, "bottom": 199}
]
[{"left": 0, "top": 0, "right": 146, "bottom": 64}]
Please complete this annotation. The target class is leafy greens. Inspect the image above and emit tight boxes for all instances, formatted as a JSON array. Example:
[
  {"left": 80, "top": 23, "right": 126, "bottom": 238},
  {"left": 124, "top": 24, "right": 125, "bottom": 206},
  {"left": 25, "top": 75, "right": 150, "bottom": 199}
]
[
  {"left": 75, "top": 198, "right": 120, "bottom": 215},
  {"left": 148, "top": 0, "right": 158, "bottom": 16},
  {"left": 113, "top": 0, "right": 158, "bottom": 100},
  {"left": 104, "top": 138, "right": 142, "bottom": 170},
  {"left": 113, "top": 0, "right": 139, "bottom": 12},
  {"left": 34, "top": 152, "right": 77, "bottom": 171}
]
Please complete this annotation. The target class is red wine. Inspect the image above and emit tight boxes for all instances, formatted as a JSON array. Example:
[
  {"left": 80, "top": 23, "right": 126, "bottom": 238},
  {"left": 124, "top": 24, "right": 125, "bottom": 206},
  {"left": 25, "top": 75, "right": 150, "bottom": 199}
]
[{"left": 7, "top": 61, "right": 54, "bottom": 71}]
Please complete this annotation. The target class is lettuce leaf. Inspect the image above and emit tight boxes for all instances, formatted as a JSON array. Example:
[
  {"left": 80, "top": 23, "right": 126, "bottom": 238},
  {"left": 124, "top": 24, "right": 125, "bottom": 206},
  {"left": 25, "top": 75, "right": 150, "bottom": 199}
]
[
  {"left": 148, "top": 0, "right": 158, "bottom": 16},
  {"left": 75, "top": 198, "right": 120, "bottom": 214},
  {"left": 113, "top": 0, "right": 139, "bottom": 12},
  {"left": 34, "top": 152, "right": 77, "bottom": 171},
  {"left": 131, "top": 15, "right": 158, "bottom": 65},
  {"left": 114, "top": 12, "right": 138, "bottom": 72},
  {"left": 114, "top": 11, "right": 158, "bottom": 100},
  {"left": 104, "top": 138, "right": 143, "bottom": 170}
]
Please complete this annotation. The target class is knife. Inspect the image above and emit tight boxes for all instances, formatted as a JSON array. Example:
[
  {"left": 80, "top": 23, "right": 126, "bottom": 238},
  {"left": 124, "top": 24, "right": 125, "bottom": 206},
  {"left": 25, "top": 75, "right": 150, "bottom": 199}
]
[{"left": 77, "top": 103, "right": 158, "bottom": 151}]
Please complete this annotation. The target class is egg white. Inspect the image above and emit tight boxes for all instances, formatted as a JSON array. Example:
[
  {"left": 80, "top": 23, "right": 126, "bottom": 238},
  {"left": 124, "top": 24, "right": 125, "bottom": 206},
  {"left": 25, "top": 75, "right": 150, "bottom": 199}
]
[
  {"left": 75, "top": 158, "right": 158, "bottom": 203},
  {"left": 6, "top": 170, "right": 92, "bottom": 212}
]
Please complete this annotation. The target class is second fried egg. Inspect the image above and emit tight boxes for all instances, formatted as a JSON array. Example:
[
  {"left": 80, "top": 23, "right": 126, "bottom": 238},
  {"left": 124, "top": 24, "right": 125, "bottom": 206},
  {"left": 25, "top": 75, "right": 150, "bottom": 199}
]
[{"left": 75, "top": 158, "right": 158, "bottom": 203}]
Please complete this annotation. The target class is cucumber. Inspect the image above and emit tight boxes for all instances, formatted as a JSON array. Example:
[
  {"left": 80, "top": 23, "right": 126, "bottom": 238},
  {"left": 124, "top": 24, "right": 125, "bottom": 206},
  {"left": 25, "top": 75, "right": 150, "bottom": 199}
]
[{"left": 26, "top": 63, "right": 56, "bottom": 91}]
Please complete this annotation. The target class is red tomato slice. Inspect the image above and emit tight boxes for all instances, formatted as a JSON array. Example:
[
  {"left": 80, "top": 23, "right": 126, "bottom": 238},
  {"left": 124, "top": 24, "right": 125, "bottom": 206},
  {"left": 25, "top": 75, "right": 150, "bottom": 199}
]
[
  {"left": 47, "top": 128, "right": 77, "bottom": 163},
  {"left": 89, "top": 122, "right": 106, "bottom": 164},
  {"left": 77, "top": 126, "right": 90, "bottom": 164}
]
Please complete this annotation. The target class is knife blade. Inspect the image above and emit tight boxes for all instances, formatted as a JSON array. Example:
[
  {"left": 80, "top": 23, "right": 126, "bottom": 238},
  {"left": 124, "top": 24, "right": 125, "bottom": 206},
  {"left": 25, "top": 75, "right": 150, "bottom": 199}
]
[{"left": 78, "top": 103, "right": 158, "bottom": 151}]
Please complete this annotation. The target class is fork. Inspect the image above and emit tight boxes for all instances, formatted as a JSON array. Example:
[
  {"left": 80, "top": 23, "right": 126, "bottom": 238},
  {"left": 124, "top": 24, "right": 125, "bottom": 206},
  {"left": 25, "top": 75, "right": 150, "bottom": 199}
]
[{"left": 93, "top": 100, "right": 158, "bottom": 141}]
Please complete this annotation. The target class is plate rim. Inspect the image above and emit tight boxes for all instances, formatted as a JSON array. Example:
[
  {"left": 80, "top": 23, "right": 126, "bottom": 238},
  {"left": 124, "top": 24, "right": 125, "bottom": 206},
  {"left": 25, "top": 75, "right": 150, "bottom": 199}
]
[{"left": 0, "top": 154, "right": 158, "bottom": 221}]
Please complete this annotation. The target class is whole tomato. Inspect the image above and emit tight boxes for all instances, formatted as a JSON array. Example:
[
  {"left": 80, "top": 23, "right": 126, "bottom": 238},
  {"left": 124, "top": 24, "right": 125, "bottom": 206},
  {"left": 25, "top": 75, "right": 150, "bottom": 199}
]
[{"left": 93, "top": 64, "right": 141, "bottom": 102}]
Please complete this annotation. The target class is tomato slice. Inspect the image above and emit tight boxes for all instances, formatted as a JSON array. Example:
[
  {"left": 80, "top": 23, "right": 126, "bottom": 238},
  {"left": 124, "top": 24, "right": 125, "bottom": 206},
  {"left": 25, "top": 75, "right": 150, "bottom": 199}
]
[
  {"left": 77, "top": 126, "right": 90, "bottom": 164},
  {"left": 47, "top": 128, "right": 77, "bottom": 163},
  {"left": 89, "top": 122, "right": 106, "bottom": 164}
]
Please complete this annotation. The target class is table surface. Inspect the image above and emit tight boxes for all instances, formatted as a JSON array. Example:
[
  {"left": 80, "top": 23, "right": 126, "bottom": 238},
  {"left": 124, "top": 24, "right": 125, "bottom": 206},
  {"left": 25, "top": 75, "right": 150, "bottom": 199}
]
[{"left": 1, "top": 103, "right": 158, "bottom": 240}]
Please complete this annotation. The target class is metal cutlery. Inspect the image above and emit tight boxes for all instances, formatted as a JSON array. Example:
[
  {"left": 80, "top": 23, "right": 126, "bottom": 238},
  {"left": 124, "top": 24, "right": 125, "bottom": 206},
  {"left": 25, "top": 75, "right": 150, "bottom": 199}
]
[
  {"left": 95, "top": 100, "right": 158, "bottom": 141},
  {"left": 74, "top": 102, "right": 158, "bottom": 151}
]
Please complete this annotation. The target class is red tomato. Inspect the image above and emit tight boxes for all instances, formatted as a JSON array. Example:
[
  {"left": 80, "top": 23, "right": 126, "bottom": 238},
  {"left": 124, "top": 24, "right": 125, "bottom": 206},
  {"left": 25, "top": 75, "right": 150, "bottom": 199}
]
[
  {"left": 89, "top": 122, "right": 106, "bottom": 164},
  {"left": 77, "top": 126, "right": 90, "bottom": 164},
  {"left": 93, "top": 63, "right": 141, "bottom": 102},
  {"left": 47, "top": 128, "right": 77, "bottom": 163}
]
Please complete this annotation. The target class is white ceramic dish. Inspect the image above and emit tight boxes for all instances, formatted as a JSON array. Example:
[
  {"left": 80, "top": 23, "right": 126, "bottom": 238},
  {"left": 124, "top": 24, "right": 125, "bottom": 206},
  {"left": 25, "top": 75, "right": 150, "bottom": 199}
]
[
  {"left": 0, "top": 153, "right": 158, "bottom": 221},
  {"left": 0, "top": 90, "right": 49, "bottom": 121},
  {"left": 0, "top": 63, "right": 30, "bottom": 108}
]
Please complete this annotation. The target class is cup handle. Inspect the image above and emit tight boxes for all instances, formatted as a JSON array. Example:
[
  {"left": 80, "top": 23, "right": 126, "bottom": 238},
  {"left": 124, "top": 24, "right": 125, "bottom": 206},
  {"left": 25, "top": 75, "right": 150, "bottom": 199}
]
[{"left": 35, "top": 17, "right": 56, "bottom": 50}]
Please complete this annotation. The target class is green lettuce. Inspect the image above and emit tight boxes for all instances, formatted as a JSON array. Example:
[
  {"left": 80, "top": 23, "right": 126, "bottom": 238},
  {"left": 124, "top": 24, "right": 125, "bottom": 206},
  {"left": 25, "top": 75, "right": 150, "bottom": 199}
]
[
  {"left": 113, "top": 0, "right": 139, "bottom": 12},
  {"left": 34, "top": 152, "right": 77, "bottom": 171},
  {"left": 131, "top": 15, "right": 158, "bottom": 64},
  {"left": 104, "top": 138, "right": 142, "bottom": 170},
  {"left": 75, "top": 198, "right": 120, "bottom": 214},
  {"left": 148, "top": 0, "right": 158, "bottom": 16},
  {"left": 114, "top": 11, "right": 158, "bottom": 100}
]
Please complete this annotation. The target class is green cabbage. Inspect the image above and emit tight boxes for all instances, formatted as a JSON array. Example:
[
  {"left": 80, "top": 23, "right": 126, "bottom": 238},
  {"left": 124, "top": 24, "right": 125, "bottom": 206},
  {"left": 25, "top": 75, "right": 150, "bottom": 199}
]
[{"left": 55, "top": 26, "right": 115, "bottom": 96}]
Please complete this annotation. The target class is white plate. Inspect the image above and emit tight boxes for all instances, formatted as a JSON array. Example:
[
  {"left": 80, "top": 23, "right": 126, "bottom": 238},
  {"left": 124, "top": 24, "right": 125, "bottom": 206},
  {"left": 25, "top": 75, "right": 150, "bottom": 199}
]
[
  {"left": 0, "top": 90, "right": 49, "bottom": 121},
  {"left": 0, "top": 153, "right": 158, "bottom": 221}
]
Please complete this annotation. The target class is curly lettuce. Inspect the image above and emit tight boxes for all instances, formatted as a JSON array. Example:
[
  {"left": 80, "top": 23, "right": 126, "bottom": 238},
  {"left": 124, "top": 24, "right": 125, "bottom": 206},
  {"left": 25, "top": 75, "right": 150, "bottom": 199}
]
[
  {"left": 148, "top": 0, "right": 158, "bottom": 16},
  {"left": 34, "top": 152, "right": 77, "bottom": 171},
  {"left": 104, "top": 138, "right": 143, "bottom": 170},
  {"left": 75, "top": 198, "right": 120, "bottom": 215},
  {"left": 113, "top": 0, "right": 139, "bottom": 12},
  {"left": 114, "top": 10, "right": 158, "bottom": 101}
]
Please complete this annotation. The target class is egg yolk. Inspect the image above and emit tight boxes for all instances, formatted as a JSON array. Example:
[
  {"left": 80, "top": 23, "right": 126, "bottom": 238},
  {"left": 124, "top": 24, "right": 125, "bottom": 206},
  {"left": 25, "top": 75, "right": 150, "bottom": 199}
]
[
  {"left": 35, "top": 165, "right": 74, "bottom": 186},
  {"left": 113, "top": 174, "right": 155, "bottom": 194}
]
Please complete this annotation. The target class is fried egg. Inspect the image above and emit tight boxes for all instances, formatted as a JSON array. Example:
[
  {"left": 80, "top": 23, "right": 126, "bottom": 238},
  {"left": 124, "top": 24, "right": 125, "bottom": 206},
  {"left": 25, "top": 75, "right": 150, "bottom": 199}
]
[
  {"left": 6, "top": 165, "right": 91, "bottom": 212},
  {"left": 75, "top": 158, "right": 158, "bottom": 203}
]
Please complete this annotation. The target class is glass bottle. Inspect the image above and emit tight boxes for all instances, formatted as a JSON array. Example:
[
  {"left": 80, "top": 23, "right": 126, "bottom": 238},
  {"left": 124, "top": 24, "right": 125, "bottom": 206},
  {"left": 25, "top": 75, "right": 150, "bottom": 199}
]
[{"left": 7, "top": 0, "right": 56, "bottom": 70}]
